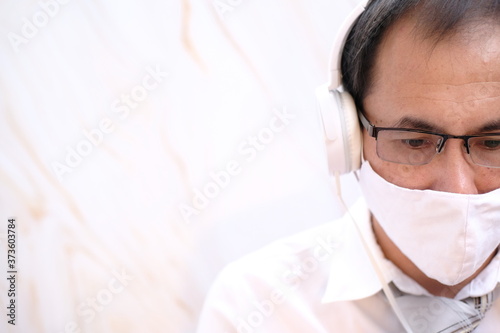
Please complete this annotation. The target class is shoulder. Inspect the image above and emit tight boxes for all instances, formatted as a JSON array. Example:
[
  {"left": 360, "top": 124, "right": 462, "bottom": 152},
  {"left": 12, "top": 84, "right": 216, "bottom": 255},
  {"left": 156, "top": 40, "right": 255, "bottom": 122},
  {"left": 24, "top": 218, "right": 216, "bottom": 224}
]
[
  {"left": 222, "top": 198, "right": 368, "bottom": 280},
  {"left": 197, "top": 199, "right": 370, "bottom": 332},
  {"left": 198, "top": 217, "right": 346, "bottom": 329},
  {"left": 210, "top": 199, "right": 369, "bottom": 298},
  {"left": 222, "top": 215, "right": 346, "bottom": 280}
]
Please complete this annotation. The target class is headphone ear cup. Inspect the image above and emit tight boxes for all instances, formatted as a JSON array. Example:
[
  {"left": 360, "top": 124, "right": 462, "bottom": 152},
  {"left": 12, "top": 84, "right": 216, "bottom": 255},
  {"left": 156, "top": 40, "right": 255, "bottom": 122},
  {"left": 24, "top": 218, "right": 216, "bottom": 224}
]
[{"left": 316, "top": 84, "right": 362, "bottom": 175}]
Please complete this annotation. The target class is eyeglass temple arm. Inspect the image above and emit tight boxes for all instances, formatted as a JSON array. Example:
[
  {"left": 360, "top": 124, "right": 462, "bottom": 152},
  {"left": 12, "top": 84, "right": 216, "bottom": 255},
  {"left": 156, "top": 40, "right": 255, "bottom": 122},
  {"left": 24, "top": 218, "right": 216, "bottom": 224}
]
[{"left": 358, "top": 111, "right": 376, "bottom": 137}]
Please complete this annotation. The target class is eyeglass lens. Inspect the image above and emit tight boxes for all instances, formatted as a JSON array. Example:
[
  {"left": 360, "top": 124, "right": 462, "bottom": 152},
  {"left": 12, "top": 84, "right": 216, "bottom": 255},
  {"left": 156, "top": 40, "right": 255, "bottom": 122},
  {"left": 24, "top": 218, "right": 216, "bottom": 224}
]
[{"left": 375, "top": 131, "right": 500, "bottom": 167}]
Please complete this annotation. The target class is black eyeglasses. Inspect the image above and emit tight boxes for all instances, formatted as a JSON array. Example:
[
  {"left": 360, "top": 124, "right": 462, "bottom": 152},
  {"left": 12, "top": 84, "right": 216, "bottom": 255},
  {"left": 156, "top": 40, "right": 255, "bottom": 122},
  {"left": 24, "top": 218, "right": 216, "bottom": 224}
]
[{"left": 358, "top": 112, "right": 500, "bottom": 168}]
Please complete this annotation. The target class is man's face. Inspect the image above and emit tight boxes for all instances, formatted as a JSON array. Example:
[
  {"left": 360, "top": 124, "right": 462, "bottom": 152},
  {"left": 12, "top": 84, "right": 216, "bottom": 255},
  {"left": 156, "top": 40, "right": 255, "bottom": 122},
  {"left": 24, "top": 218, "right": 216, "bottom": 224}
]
[{"left": 362, "top": 18, "right": 500, "bottom": 194}]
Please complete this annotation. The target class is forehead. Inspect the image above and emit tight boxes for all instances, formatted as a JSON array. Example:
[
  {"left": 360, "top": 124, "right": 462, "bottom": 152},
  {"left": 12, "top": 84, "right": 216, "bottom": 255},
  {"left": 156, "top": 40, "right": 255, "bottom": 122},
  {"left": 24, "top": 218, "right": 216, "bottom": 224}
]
[{"left": 363, "top": 16, "right": 500, "bottom": 132}]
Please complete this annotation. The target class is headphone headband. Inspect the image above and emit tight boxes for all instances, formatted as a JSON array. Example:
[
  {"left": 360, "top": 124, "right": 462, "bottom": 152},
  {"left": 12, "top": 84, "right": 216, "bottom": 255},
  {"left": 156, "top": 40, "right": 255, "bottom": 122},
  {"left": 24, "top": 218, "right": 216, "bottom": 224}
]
[
  {"left": 328, "top": 0, "right": 369, "bottom": 90},
  {"left": 316, "top": 0, "right": 368, "bottom": 175}
]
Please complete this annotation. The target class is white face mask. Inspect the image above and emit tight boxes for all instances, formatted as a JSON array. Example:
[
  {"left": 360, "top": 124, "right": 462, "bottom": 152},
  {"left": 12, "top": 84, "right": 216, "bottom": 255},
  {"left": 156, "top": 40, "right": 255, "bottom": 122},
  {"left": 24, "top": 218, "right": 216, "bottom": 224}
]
[{"left": 358, "top": 161, "right": 500, "bottom": 286}]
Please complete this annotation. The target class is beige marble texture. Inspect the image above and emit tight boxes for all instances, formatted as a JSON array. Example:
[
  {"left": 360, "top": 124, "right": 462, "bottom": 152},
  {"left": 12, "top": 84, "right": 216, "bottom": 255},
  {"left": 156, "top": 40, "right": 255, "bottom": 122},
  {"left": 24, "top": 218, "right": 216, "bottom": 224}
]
[{"left": 0, "top": 0, "right": 361, "bottom": 332}]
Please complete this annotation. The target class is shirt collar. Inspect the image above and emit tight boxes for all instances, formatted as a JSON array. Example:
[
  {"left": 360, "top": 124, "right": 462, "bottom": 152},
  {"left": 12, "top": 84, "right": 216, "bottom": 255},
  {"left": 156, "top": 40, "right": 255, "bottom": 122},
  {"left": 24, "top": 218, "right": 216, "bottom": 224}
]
[{"left": 321, "top": 198, "right": 500, "bottom": 304}]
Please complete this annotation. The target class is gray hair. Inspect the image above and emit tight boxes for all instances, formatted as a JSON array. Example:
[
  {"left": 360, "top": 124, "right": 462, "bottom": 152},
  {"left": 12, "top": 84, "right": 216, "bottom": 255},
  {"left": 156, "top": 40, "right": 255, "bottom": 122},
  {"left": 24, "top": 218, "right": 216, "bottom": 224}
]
[{"left": 341, "top": 0, "right": 500, "bottom": 109}]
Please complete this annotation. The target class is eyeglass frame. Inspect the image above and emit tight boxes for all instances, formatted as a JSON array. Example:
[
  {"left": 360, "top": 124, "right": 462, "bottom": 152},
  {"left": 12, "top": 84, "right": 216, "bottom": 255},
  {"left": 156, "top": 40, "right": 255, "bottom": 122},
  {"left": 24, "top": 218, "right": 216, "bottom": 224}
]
[{"left": 358, "top": 111, "right": 500, "bottom": 166}]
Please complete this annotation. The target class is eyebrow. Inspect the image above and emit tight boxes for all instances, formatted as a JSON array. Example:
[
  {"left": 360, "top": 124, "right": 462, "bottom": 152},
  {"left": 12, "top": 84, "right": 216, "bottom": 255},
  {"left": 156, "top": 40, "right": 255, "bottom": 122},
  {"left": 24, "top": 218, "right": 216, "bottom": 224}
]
[
  {"left": 392, "top": 116, "right": 500, "bottom": 134},
  {"left": 392, "top": 117, "right": 444, "bottom": 132},
  {"left": 478, "top": 120, "right": 500, "bottom": 133}
]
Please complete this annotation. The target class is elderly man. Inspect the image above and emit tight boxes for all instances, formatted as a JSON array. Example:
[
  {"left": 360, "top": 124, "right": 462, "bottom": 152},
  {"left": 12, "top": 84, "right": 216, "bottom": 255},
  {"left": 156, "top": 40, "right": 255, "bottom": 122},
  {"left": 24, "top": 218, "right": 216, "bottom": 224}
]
[{"left": 197, "top": 0, "right": 500, "bottom": 331}]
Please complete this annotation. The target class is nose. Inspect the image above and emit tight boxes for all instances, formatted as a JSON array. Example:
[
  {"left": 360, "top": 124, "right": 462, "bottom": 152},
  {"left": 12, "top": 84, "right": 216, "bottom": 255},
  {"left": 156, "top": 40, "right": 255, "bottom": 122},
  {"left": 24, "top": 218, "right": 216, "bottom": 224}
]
[{"left": 431, "top": 138, "right": 479, "bottom": 194}]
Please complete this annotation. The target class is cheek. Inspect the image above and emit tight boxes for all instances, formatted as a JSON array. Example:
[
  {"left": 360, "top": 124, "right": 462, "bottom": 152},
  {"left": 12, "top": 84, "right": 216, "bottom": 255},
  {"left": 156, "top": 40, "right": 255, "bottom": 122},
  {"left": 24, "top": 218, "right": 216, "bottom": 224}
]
[
  {"left": 362, "top": 131, "right": 377, "bottom": 161},
  {"left": 476, "top": 168, "right": 500, "bottom": 193}
]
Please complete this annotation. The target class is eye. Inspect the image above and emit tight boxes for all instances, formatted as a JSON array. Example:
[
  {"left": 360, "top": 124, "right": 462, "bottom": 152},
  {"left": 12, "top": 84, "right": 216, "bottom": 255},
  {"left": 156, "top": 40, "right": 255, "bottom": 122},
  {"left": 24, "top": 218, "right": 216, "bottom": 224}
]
[
  {"left": 403, "top": 139, "right": 427, "bottom": 148},
  {"left": 478, "top": 138, "right": 500, "bottom": 150},
  {"left": 401, "top": 138, "right": 434, "bottom": 149}
]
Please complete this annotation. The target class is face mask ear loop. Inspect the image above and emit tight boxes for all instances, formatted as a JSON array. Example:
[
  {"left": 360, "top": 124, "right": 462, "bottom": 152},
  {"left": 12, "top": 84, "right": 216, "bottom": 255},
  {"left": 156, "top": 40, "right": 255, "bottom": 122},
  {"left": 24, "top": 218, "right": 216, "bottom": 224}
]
[
  {"left": 332, "top": 171, "right": 413, "bottom": 333},
  {"left": 353, "top": 137, "right": 365, "bottom": 182}
]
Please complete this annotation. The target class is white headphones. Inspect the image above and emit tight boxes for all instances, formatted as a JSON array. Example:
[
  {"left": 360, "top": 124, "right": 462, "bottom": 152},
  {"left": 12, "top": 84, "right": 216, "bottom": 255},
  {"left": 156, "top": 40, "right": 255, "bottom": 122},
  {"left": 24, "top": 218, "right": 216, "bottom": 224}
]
[{"left": 316, "top": 0, "right": 369, "bottom": 175}]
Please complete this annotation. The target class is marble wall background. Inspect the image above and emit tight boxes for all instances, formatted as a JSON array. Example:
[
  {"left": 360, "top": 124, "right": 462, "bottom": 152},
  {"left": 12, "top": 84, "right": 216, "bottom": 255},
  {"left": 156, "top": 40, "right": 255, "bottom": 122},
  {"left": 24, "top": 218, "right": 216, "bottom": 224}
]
[{"left": 0, "top": 0, "right": 362, "bottom": 332}]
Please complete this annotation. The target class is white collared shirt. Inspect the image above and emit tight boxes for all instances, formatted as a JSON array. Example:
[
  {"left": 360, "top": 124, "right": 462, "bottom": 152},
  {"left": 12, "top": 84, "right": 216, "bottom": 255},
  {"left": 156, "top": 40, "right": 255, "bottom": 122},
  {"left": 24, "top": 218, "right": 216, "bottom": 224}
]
[{"left": 197, "top": 199, "right": 500, "bottom": 332}]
